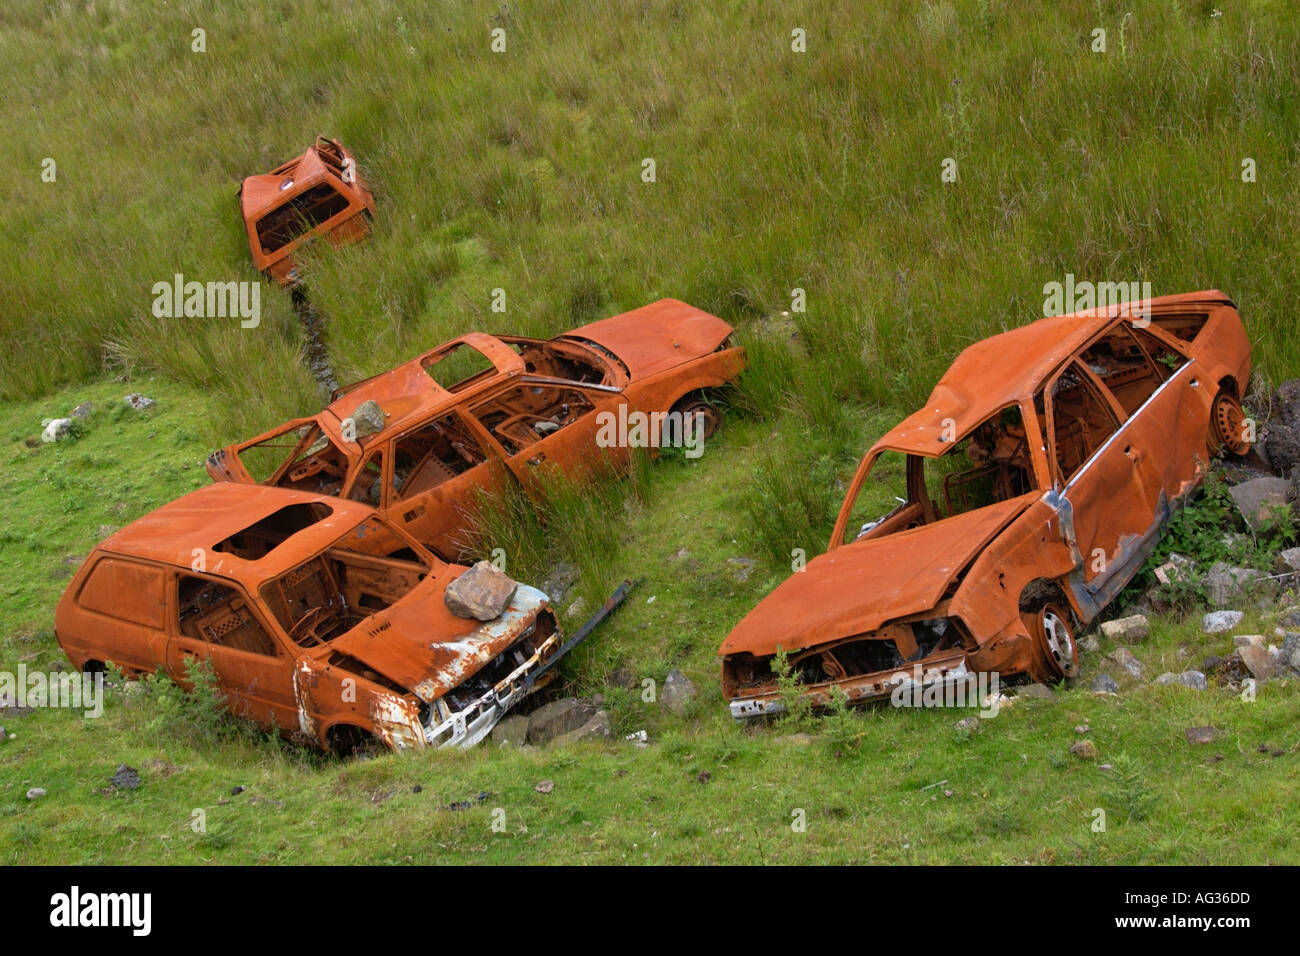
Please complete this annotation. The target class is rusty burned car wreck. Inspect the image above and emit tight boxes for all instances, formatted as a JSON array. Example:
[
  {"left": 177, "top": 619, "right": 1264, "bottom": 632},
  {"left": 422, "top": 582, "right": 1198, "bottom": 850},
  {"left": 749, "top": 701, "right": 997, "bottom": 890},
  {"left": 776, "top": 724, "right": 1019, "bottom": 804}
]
[
  {"left": 55, "top": 483, "right": 561, "bottom": 752},
  {"left": 720, "top": 291, "right": 1252, "bottom": 717},
  {"left": 239, "top": 136, "right": 375, "bottom": 287},
  {"left": 207, "top": 299, "right": 746, "bottom": 559}
]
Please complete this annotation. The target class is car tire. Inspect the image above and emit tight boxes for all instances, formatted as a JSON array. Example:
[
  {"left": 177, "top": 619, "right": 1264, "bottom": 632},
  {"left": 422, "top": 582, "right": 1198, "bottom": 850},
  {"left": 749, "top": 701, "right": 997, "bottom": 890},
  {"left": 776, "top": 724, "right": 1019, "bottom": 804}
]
[
  {"left": 671, "top": 394, "right": 722, "bottom": 442},
  {"left": 1208, "top": 389, "right": 1251, "bottom": 458},
  {"left": 1030, "top": 602, "right": 1079, "bottom": 680}
]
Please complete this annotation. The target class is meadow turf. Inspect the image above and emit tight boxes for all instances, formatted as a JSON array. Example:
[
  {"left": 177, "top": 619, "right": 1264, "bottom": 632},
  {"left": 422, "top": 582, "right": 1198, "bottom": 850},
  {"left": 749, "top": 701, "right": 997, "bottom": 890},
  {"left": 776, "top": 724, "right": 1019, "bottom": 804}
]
[{"left": 1, "top": 0, "right": 1298, "bottom": 863}]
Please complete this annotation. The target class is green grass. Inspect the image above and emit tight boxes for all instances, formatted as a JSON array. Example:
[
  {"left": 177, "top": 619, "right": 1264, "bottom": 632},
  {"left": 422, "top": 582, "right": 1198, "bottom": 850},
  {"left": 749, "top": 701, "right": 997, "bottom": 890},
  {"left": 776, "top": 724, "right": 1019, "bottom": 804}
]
[{"left": 3, "top": 0, "right": 1300, "bottom": 863}]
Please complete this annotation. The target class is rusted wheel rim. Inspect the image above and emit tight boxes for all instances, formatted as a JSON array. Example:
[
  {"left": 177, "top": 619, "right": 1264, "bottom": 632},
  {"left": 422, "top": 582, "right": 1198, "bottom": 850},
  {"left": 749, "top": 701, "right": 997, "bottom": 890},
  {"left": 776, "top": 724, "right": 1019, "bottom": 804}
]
[
  {"left": 1211, "top": 391, "right": 1250, "bottom": 457},
  {"left": 680, "top": 401, "right": 721, "bottom": 441},
  {"left": 1036, "top": 603, "right": 1079, "bottom": 679}
]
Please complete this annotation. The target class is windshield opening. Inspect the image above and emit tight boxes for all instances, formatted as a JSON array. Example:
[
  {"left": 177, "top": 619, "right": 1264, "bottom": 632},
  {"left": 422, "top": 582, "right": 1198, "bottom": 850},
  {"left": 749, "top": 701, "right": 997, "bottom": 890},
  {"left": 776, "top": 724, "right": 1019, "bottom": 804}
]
[
  {"left": 838, "top": 405, "right": 1036, "bottom": 546},
  {"left": 239, "top": 421, "right": 350, "bottom": 495},
  {"left": 260, "top": 516, "right": 434, "bottom": 648}
]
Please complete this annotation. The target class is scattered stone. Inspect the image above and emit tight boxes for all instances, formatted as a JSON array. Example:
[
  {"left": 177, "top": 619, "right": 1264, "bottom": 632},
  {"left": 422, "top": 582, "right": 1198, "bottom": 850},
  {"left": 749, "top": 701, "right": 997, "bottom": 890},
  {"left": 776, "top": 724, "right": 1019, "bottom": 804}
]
[
  {"left": 1263, "top": 380, "right": 1300, "bottom": 476},
  {"left": 538, "top": 562, "right": 580, "bottom": 603},
  {"left": 1233, "top": 634, "right": 1264, "bottom": 648},
  {"left": 96, "top": 525, "right": 119, "bottom": 540},
  {"left": 1154, "top": 670, "right": 1208, "bottom": 690},
  {"left": 347, "top": 399, "right": 386, "bottom": 439},
  {"left": 1279, "top": 607, "right": 1300, "bottom": 630},
  {"left": 110, "top": 764, "right": 140, "bottom": 791},
  {"left": 489, "top": 714, "right": 529, "bottom": 748},
  {"left": 1203, "top": 610, "right": 1244, "bottom": 633},
  {"left": 231, "top": 785, "right": 246, "bottom": 796},
  {"left": 412, "top": 784, "right": 422, "bottom": 793},
  {"left": 444, "top": 561, "right": 518, "bottom": 621},
  {"left": 1276, "top": 548, "right": 1300, "bottom": 577},
  {"left": 1238, "top": 643, "right": 1276, "bottom": 681},
  {"left": 1074, "top": 724, "right": 1090, "bottom": 734},
  {"left": 526, "top": 697, "right": 595, "bottom": 745},
  {"left": 41, "top": 418, "right": 74, "bottom": 443},
  {"left": 534, "top": 779, "right": 554, "bottom": 795},
  {"left": 1185, "top": 726, "right": 1219, "bottom": 745},
  {"left": 1098, "top": 763, "right": 1113, "bottom": 772},
  {"left": 1279, "top": 633, "right": 1300, "bottom": 674},
  {"left": 71, "top": 401, "right": 94, "bottom": 419},
  {"left": 445, "top": 790, "right": 490, "bottom": 811},
  {"left": 1101, "top": 614, "right": 1150, "bottom": 644},
  {"left": 26, "top": 787, "right": 46, "bottom": 800},
  {"left": 1090, "top": 673, "right": 1120, "bottom": 694},
  {"left": 1228, "top": 476, "right": 1292, "bottom": 530},
  {"left": 625, "top": 729, "right": 649, "bottom": 748},
  {"left": 1069, "top": 740, "right": 1098, "bottom": 760},
  {"left": 955, "top": 716, "right": 981, "bottom": 734},
  {"left": 124, "top": 393, "right": 155, "bottom": 411},
  {"left": 696, "top": 770, "right": 711, "bottom": 784},
  {"left": 1080, "top": 633, "right": 1101, "bottom": 653},
  {"left": 660, "top": 668, "right": 697, "bottom": 713},
  {"left": 1015, "top": 682, "right": 1057, "bottom": 701},
  {"left": 1203, "top": 564, "right": 1275, "bottom": 607},
  {"left": 552, "top": 709, "right": 612, "bottom": 747},
  {"left": 726, "top": 557, "right": 755, "bottom": 583},
  {"left": 564, "top": 597, "right": 587, "bottom": 621},
  {"left": 1106, "top": 647, "right": 1143, "bottom": 679}
]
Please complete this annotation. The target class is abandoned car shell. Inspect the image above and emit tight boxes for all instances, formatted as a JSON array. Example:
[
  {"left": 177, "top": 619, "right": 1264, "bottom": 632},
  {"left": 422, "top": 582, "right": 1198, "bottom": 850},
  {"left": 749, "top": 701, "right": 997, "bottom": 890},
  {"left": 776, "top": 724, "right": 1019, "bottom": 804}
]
[
  {"left": 720, "top": 291, "right": 1252, "bottom": 717},
  {"left": 54, "top": 483, "right": 560, "bottom": 751},
  {"left": 239, "top": 136, "right": 375, "bottom": 287},
  {"left": 206, "top": 298, "right": 746, "bottom": 560}
]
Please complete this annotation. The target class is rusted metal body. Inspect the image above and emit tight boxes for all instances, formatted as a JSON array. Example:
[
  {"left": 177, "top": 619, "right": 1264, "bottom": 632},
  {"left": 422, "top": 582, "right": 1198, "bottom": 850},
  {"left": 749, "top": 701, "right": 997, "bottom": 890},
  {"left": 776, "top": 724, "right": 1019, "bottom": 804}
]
[
  {"left": 54, "top": 483, "right": 562, "bottom": 751},
  {"left": 207, "top": 299, "right": 746, "bottom": 559},
  {"left": 720, "top": 291, "right": 1252, "bottom": 717},
  {"left": 239, "top": 137, "right": 375, "bottom": 287}
]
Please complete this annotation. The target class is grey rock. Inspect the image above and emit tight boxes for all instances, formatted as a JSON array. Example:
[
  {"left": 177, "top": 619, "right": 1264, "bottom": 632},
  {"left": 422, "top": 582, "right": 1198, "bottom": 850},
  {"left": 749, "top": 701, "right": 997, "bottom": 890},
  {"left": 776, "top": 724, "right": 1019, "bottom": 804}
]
[
  {"left": 955, "top": 716, "right": 981, "bottom": 733},
  {"left": 1280, "top": 632, "right": 1300, "bottom": 674},
  {"left": 1090, "top": 673, "right": 1120, "bottom": 694},
  {"left": 538, "top": 562, "right": 580, "bottom": 603},
  {"left": 41, "top": 418, "right": 73, "bottom": 442},
  {"left": 71, "top": 401, "right": 94, "bottom": 419},
  {"left": 489, "top": 714, "right": 529, "bottom": 747},
  {"left": 1262, "top": 380, "right": 1300, "bottom": 476},
  {"left": 444, "top": 561, "right": 518, "bottom": 621},
  {"left": 1238, "top": 643, "right": 1276, "bottom": 681},
  {"left": 1080, "top": 633, "right": 1101, "bottom": 653},
  {"left": 1155, "top": 670, "right": 1208, "bottom": 690},
  {"left": 347, "top": 399, "right": 386, "bottom": 438},
  {"left": 727, "top": 557, "right": 755, "bottom": 583},
  {"left": 1228, "top": 476, "right": 1292, "bottom": 530},
  {"left": 660, "top": 668, "right": 697, "bottom": 713},
  {"left": 552, "top": 709, "right": 612, "bottom": 747},
  {"left": 110, "top": 764, "right": 140, "bottom": 790},
  {"left": 1279, "top": 606, "right": 1300, "bottom": 630},
  {"left": 1185, "top": 726, "right": 1219, "bottom": 745},
  {"left": 1106, "top": 647, "right": 1144, "bottom": 679},
  {"left": 564, "top": 597, "right": 587, "bottom": 620},
  {"left": 1233, "top": 634, "right": 1264, "bottom": 648},
  {"left": 1203, "top": 563, "right": 1276, "bottom": 607},
  {"left": 1276, "top": 548, "right": 1300, "bottom": 576},
  {"left": 1203, "top": 610, "right": 1244, "bottom": 633},
  {"left": 526, "top": 698, "right": 595, "bottom": 745},
  {"left": 1070, "top": 740, "right": 1098, "bottom": 760},
  {"left": 1101, "top": 614, "right": 1150, "bottom": 644},
  {"left": 26, "top": 787, "right": 46, "bottom": 800},
  {"left": 124, "top": 393, "right": 155, "bottom": 411}
]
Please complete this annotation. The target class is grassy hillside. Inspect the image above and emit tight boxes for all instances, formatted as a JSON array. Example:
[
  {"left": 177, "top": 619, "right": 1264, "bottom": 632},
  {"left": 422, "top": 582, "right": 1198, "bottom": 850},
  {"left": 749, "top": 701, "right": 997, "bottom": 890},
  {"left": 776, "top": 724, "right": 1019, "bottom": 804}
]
[{"left": 3, "top": 0, "right": 1300, "bottom": 864}]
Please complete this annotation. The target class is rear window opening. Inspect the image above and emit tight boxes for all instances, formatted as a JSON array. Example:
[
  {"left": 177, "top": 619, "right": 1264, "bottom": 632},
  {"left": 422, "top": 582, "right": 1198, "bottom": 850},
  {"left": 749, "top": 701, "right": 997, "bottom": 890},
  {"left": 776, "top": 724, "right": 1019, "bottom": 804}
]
[
  {"left": 213, "top": 502, "right": 332, "bottom": 560},
  {"left": 1150, "top": 312, "right": 1208, "bottom": 343}
]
